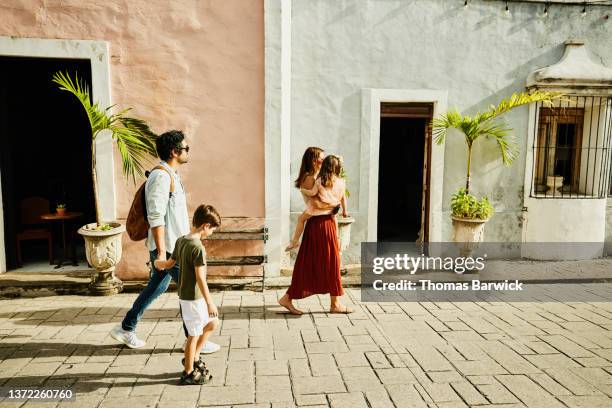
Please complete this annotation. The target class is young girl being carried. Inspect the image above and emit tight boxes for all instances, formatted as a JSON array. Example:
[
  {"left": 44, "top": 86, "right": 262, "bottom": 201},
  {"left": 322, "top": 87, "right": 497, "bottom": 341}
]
[{"left": 285, "top": 154, "right": 347, "bottom": 251}]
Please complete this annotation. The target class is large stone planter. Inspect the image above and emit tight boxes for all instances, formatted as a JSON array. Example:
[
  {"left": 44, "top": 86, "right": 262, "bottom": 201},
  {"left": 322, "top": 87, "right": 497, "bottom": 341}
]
[
  {"left": 451, "top": 216, "right": 489, "bottom": 273},
  {"left": 336, "top": 216, "right": 355, "bottom": 275},
  {"left": 79, "top": 222, "right": 125, "bottom": 296}
]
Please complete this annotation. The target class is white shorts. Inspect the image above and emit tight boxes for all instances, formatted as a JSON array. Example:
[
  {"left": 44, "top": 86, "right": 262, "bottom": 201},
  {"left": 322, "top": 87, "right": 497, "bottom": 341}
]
[{"left": 179, "top": 299, "right": 211, "bottom": 337}]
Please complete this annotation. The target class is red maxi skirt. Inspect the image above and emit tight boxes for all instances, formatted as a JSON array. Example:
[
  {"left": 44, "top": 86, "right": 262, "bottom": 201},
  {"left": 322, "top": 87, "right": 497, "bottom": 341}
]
[{"left": 286, "top": 214, "right": 344, "bottom": 299}]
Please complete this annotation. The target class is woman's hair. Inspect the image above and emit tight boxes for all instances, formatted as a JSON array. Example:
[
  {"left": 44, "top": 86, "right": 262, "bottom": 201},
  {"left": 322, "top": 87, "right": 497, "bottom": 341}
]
[
  {"left": 295, "top": 147, "right": 324, "bottom": 188},
  {"left": 193, "top": 204, "right": 221, "bottom": 228},
  {"left": 318, "top": 155, "right": 343, "bottom": 188}
]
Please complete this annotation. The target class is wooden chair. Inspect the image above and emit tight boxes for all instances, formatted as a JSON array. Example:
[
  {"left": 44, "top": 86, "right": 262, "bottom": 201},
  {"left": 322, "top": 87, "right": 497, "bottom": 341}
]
[{"left": 15, "top": 197, "right": 53, "bottom": 267}]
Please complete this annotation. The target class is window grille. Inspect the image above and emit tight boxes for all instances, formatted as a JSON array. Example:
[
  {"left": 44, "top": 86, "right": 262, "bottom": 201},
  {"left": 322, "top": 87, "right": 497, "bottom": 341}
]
[{"left": 530, "top": 95, "right": 612, "bottom": 198}]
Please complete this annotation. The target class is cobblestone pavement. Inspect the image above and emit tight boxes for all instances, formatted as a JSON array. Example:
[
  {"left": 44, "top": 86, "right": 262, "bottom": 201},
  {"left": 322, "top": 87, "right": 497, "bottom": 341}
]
[{"left": 1, "top": 285, "right": 612, "bottom": 407}]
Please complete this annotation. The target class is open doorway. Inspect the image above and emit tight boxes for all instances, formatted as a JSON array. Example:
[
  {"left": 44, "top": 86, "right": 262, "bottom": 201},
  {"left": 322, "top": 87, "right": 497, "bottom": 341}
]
[
  {"left": 0, "top": 56, "right": 95, "bottom": 271},
  {"left": 377, "top": 103, "right": 432, "bottom": 242}
]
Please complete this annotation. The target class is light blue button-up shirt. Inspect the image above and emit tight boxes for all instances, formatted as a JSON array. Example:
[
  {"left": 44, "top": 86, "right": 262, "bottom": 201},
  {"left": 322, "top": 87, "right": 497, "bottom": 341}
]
[{"left": 145, "top": 161, "right": 190, "bottom": 254}]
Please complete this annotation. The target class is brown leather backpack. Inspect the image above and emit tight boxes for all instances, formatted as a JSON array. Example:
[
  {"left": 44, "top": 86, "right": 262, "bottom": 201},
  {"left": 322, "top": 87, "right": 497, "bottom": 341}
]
[{"left": 126, "top": 165, "right": 175, "bottom": 241}]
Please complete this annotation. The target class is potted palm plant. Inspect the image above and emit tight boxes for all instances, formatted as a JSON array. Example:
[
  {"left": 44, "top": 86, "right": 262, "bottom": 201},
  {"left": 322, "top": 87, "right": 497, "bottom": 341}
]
[
  {"left": 433, "top": 91, "right": 563, "bottom": 255},
  {"left": 53, "top": 72, "right": 157, "bottom": 295}
]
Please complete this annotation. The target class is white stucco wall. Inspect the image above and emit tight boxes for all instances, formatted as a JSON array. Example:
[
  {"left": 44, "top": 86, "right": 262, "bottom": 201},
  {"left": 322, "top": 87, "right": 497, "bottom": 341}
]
[{"left": 285, "top": 0, "right": 612, "bottom": 261}]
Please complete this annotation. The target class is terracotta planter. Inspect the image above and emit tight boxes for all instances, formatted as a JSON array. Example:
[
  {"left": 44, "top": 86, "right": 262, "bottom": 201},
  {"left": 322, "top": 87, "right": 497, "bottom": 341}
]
[
  {"left": 336, "top": 216, "right": 355, "bottom": 275},
  {"left": 451, "top": 215, "right": 489, "bottom": 273},
  {"left": 78, "top": 222, "right": 125, "bottom": 295},
  {"left": 56, "top": 208, "right": 66, "bottom": 216}
]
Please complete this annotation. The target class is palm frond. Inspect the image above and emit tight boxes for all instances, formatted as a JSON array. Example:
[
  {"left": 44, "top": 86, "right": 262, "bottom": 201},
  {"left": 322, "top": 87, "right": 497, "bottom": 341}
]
[
  {"left": 475, "top": 91, "right": 564, "bottom": 123},
  {"left": 479, "top": 121, "right": 519, "bottom": 165}
]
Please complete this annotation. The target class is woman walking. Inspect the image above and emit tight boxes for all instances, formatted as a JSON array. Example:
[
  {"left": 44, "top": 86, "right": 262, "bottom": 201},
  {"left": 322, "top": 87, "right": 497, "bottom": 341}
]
[{"left": 279, "top": 151, "right": 352, "bottom": 315}]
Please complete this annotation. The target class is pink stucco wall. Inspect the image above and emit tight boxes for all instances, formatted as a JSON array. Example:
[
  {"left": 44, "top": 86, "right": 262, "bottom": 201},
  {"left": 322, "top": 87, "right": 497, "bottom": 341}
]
[{"left": 0, "top": 1, "right": 264, "bottom": 279}]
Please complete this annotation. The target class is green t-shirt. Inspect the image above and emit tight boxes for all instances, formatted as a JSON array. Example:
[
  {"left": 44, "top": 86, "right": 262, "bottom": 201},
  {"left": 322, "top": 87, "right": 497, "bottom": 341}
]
[{"left": 171, "top": 236, "right": 206, "bottom": 301}]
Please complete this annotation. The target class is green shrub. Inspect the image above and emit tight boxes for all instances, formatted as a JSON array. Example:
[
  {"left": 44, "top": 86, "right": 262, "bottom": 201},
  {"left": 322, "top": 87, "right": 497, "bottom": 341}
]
[{"left": 451, "top": 188, "right": 493, "bottom": 220}]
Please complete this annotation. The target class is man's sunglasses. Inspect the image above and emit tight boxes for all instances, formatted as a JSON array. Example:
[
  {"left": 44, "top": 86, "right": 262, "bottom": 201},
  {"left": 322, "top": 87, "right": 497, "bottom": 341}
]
[{"left": 176, "top": 145, "right": 190, "bottom": 153}]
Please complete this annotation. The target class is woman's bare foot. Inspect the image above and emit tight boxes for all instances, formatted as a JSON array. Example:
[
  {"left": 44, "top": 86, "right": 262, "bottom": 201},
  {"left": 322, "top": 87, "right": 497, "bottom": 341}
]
[
  {"left": 284, "top": 241, "right": 299, "bottom": 252},
  {"left": 278, "top": 295, "right": 303, "bottom": 315},
  {"left": 330, "top": 304, "right": 354, "bottom": 314}
]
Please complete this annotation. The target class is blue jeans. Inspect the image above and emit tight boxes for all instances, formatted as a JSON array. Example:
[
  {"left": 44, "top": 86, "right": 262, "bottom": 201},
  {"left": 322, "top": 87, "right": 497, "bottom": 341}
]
[{"left": 122, "top": 250, "right": 186, "bottom": 336}]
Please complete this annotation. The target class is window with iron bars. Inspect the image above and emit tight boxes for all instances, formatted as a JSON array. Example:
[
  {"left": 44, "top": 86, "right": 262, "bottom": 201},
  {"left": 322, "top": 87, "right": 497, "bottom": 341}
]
[{"left": 530, "top": 95, "right": 612, "bottom": 198}]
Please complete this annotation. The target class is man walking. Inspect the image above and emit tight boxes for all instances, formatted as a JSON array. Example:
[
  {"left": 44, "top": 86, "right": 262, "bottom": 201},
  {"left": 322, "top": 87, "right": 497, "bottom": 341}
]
[{"left": 110, "top": 130, "right": 220, "bottom": 354}]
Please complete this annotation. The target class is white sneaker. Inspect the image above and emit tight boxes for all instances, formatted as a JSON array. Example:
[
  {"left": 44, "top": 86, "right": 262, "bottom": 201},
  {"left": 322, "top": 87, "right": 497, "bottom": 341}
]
[
  {"left": 110, "top": 325, "right": 146, "bottom": 349},
  {"left": 201, "top": 341, "right": 221, "bottom": 354},
  {"left": 182, "top": 340, "right": 221, "bottom": 354}
]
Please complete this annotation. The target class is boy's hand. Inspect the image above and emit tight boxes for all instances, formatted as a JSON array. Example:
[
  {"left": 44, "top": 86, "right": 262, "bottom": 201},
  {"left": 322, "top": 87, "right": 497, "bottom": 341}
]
[
  {"left": 153, "top": 259, "right": 165, "bottom": 271},
  {"left": 342, "top": 210, "right": 348, "bottom": 218},
  {"left": 207, "top": 303, "right": 218, "bottom": 318}
]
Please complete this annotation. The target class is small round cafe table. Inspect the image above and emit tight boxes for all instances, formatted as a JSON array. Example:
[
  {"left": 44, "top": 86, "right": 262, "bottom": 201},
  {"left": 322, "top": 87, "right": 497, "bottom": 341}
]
[{"left": 40, "top": 212, "right": 83, "bottom": 269}]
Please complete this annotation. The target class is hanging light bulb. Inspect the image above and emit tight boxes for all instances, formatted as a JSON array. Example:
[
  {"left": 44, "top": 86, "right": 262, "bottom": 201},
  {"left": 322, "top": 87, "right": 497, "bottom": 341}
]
[
  {"left": 582, "top": 3, "right": 587, "bottom": 17},
  {"left": 464, "top": 0, "right": 468, "bottom": 8},
  {"left": 544, "top": 3, "right": 548, "bottom": 17},
  {"left": 505, "top": 1, "right": 510, "bottom": 14}
]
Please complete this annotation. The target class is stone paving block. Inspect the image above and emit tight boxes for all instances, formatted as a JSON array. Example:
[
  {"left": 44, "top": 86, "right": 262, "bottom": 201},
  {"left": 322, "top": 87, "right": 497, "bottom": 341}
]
[
  {"left": 406, "top": 345, "right": 453, "bottom": 372},
  {"left": 525, "top": 353, "right": 580, "bottom": 369},
  {"left": 574, "top": 357, "right": 611, "bottom": 367},
  {"left": 496, "top": 374, "right": 565, "bottom": 408},
  {"left": 452, "top": 341, "right": 489, "bottom": 360},
  {"left": 385, "top": 383, "right": 428, "bottom": 408},
  {"left": 421, "top": 382, "right": 462, "bottom": 403},
  {"left": 300, "top": 329, "right": 319, "bottom": 343},
  {"left": 479, "top": 341, "right": 541, "bottom": 374},
  {"left": 256, "top": 359, "right": 288, "bottom": 376},
  {"left": 328, "top": 392, "right": 368, "bottom": 408},
  {"left": 375, "top": 368, "right": 417, "bottom": 385},
  {"left": 476, "top": 383, "right": 519, "bottom": 404},
  {"left": 256, "top": 375, "right": 293, "bottom": 403},
  {"left": 570, "top": 367, "right": 612, "bottom": 385},
  {"left": 198, "top": 384, "right": 255, "bottom": 405},
  {"left": 450, "top": 381, "right": 488, "bottom": 405},
  {"left": 305, "top": 342, "right": 348, "bottom": 354},
  {"left": 528, "top": 373, "right": 572, "bottom": 396},
  {"left": 225, "top": 360, "right": 254, "bottom": 386},
  {"left": 295, "top": 393, "right": 327, "bottom": 406},
  {"left": 385, "top": 354, "right": 406, "bottom": 368},
  {"left": 545, "top": 368, "right": 604, "bottom": 396},
  {"left": 453, "top": 359, "right": 507, "bottom": 376},
  {"left": 159, "top": 384, "right": 200, "bottom": 403},
  {"left": 435, "top": 344, "right": 466, "bottom": 362},
  {"left": 228, "top": 348, "right": 274, "bottom": 362},
  {"left": 292, "top": 375, "right": 346, "bottom": 394},
  {"left": 347, "top": 343, "right": 381, "bottom": 352},
  {"left": 98, "top": 396, "right": 159, "bottom": 408},
  {"left": 339, "top": 325, "right": 368, "bottom": 336},
  {"left": 340, "top": 366, "right": 384, "bottom": 392},
  {"left": 333, "top": 351, "right": 369, "bottom": 368},
  {"left": 539, "top": 335, "right": 596, "bottom": 358},
  {"left": 317, "top": 326, "right": 342, "bottom": 342},
  {"left": 364, "top": 389, "right": 395, "bottom": 408},
  {"left": 558, "top": 395, "right": 612, "bottom": 407},
  {"left": 289, "top": 358, "right": 311, "bottom": 377},
  {"left": 365, "top": 351, "right": 391, "bottom": 369},
  {"left": 308, "top": 353, "right": 339, "bottom": 376},
  {"left": 523, "top": 341, "right": 560, "bottom": 354},
  {"left": 428, "top": 370, "right": 464, "bottom": 383}
]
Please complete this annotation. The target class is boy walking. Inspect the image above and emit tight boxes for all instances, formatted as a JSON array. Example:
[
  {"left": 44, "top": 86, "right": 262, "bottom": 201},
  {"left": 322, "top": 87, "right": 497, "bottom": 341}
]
[{"left": 155, "top": 204, "right": 221, "bottom": 385}]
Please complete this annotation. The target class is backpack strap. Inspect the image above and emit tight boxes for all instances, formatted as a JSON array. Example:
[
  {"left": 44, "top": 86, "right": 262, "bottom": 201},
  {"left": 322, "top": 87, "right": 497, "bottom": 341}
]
[{"left": 152, "top": 165, "right": 175, "bottom": 193}]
